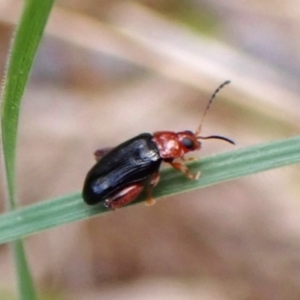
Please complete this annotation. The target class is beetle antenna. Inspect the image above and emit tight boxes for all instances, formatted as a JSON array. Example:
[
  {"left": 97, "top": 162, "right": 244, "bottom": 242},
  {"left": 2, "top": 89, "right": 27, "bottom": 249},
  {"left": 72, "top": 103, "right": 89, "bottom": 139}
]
[
  {"left": 195, "top": 80, "right": 231, "bottom": 136},
  {"left": 198, "top": 135, "right": 235, "bottom": 145}
]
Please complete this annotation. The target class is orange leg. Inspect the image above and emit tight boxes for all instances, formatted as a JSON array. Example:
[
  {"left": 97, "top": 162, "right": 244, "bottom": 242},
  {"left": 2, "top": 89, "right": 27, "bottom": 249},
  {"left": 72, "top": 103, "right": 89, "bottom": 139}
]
[
  {"left": 104, "top": 183, "right": 144, "bottom": 209},
  {"left": 168, "top": 161, "right": 200, "bottom": 180},
  {"left": 145, "top": 172, "right": 160, "bottom": 206},
  {"left": 181, "top": 156, "right": 197, "bottom": 162}
]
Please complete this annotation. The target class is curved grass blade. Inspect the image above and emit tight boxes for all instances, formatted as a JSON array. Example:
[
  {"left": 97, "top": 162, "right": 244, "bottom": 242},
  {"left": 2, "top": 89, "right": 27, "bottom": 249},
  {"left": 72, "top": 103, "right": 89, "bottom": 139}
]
[
  {"left": 1, "top": 1, "right": 54, "bottom": 299},
  {"left": 0, "top": 135, "right": 299, "bottom": 245},
  {"left": 1, "top": 0, "right": 54, "bottom": 209}
]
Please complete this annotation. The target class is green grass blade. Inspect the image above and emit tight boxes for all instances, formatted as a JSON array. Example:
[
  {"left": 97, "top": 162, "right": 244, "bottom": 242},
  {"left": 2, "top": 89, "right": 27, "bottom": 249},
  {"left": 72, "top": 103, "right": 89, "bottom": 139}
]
[
  {"left": 0, "top": 1, "right": 55, "bottom": 299},
  {"left": 1, "top": 0, "right": 54, "bottom": 209},
  {"left": 12, "top": 241, "right": 37, "bottom": 300},
  {"left": 0, "top": 135, "right": 299, "bottom": 245}
]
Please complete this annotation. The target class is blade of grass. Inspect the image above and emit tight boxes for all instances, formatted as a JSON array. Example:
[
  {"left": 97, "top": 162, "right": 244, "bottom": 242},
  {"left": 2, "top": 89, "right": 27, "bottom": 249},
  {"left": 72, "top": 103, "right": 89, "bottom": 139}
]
[
  {"left": 1, "top": 0, "right": 54, "bottom": 209},
  {"left": 1, "top": 1, "right": 54, "bottom": 299},
  {"left": 0, "top": 135, "right": 299, "bottom": 245},
  {"left": 12, "top": 241, "right": 37, "bottom": 300}
]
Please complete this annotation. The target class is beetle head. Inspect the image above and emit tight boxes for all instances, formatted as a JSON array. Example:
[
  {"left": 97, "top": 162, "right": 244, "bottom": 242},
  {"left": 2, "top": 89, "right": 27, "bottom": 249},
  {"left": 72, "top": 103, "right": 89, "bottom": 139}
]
[
  {"left": 177, "top": 130, "right": 201, "bottom": 153},
  {"left": 176, "top": 130, "right": 234, "bottom": 156}
]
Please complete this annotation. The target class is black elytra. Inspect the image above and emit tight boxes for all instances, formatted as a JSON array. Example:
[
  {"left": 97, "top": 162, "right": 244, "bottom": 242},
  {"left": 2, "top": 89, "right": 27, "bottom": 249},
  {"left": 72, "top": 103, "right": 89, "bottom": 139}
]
[{"left": 82, "top": 133, "right": 162, "bottom": 205}]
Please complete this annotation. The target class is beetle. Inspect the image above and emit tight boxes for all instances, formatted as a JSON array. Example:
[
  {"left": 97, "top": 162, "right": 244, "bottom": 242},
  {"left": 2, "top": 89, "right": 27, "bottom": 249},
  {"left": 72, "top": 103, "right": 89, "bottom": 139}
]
[{"left": 82, "top": 80, "right": 234, "bottom": 209}]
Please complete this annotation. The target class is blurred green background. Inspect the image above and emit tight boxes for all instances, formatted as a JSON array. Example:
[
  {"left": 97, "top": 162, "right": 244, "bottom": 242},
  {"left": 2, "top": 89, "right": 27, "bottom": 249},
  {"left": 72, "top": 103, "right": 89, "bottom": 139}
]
[{"left": 0, "top": 0, "right": 300, "bottom": 299}]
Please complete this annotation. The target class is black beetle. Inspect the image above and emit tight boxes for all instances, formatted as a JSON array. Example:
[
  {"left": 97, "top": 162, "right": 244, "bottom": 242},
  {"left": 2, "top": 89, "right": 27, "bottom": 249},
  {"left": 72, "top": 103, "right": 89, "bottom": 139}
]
[{"left": 82, "top": 81, "right": 234, "bottom": 209}]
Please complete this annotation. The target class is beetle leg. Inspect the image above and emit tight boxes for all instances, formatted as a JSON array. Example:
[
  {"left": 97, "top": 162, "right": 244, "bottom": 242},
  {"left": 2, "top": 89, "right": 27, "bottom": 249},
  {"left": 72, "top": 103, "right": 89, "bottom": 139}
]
[
  {"left": 104, "top": 183, "right": 144, "bottom": 209},
  {"left": 181, "top": 156, "right": 197, "bottom": 162},
  {"left": 168, "top": 161, "right": 201, "bottom": 180},
  {"left": 145, "top": 172, "right": 160, "bottom": 206},
  {"left": 94, "top": 148, "right": 112, "bottom": 161}
]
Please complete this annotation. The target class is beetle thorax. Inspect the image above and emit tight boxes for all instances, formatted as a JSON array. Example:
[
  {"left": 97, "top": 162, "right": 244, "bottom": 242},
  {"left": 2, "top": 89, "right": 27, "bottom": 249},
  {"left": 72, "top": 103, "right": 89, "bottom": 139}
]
[
  {"left": 152, "top": 131, "right": 201, "bottom": 159},
  {"left": 152, "top": 131, "right": 181, "bottom": 158}
]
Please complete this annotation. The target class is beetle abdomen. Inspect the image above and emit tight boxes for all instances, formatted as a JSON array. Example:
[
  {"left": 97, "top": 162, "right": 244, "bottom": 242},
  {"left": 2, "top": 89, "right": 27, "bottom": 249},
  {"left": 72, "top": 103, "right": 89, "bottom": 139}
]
[{"left": 82, "top": 133, "right": 162, "bottom": 205}]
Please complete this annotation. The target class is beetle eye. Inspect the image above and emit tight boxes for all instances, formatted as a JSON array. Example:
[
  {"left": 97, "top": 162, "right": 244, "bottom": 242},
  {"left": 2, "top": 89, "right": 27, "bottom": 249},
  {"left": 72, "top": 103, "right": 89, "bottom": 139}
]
[{"left": 182, "top": 137, "right": 194, "bottom": 149}]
